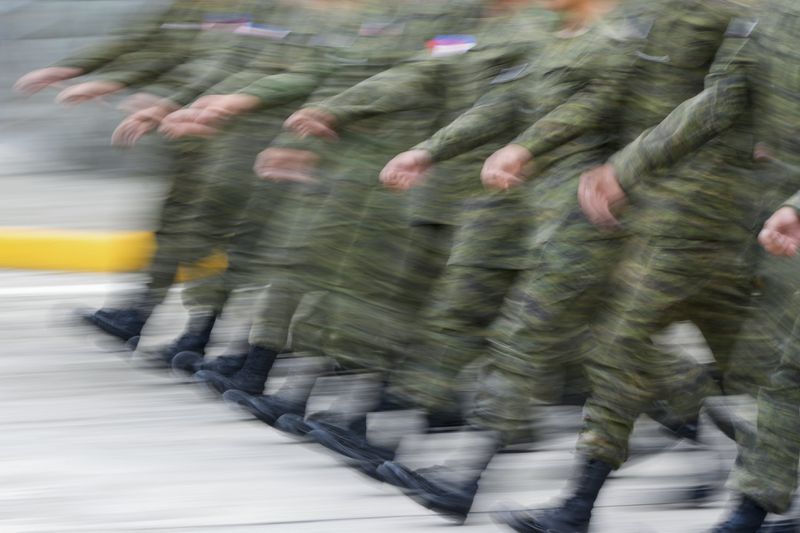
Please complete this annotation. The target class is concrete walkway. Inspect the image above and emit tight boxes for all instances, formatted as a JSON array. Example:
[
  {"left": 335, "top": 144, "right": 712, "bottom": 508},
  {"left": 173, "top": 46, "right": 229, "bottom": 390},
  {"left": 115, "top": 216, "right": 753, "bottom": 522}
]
[{"left": 0, "top": 271, "right": 747, "bottom": 533}]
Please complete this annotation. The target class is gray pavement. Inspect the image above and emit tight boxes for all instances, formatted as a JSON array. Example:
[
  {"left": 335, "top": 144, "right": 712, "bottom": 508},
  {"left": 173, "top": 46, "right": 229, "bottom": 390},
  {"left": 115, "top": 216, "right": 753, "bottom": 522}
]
[{"left": 0, "top": 271, "right": 748, "bottom": 533}]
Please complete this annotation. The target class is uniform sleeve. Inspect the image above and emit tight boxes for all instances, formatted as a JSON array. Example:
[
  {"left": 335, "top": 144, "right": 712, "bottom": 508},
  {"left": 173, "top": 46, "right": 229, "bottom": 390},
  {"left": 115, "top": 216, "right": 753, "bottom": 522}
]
[
  {"left": 412, "top": 86, "right": 518, "bottom": 162},
  {"left": 784, "top": 191, "right": 800, "bottom": 212},
  {"left": 51, "top": 4, "right": 177, "bottom": 72},
  {"left": 77, "top": 1, "right": 205, "bottom": 87},
  {"left": 233, "top": 51, "right": 336, "bottom": 109},
  {"left": 305, "top": 57, "right": 444, "bottom": 126},
  {"left": 511, "top": 36, "right": 637, "bottom": 158},
  {"left": 609, "top": 24, "right": 755, "bottom": 190},
  {"left": 88, "top": 31, "right": 196, "bottom": 88}
]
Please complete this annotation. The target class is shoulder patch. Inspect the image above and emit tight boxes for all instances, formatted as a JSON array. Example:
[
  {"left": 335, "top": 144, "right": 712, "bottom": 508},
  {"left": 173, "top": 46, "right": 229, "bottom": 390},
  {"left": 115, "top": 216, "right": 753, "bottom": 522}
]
[
  {"left": 490, "top": 63, "right": 529, "bottom": 85},
  {"left": 725, "top": 18, "right": 758, "bottom": 38},
  {"left": 427, "top": 35, "right": 477, "bottom": 57}
]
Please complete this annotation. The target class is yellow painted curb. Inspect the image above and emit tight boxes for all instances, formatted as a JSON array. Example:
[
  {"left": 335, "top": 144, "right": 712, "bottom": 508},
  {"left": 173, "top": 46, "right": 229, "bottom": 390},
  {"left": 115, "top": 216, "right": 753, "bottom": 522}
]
[{"left": 0, "top": 228, "right": 227, "bottom": 280}]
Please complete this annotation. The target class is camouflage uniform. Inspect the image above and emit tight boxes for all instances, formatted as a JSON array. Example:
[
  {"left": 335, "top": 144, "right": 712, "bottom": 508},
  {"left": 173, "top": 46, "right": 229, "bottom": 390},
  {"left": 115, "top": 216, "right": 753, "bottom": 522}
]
[
  {"left": 283, "top": 6, "right": 554, "bottom": 391},
  {"left": 731, "top": 0, "right": 800, "bottom": 508},
  {"left": 152, "top": 1, "right": 340, "bottom": 334},
  {"left": 617, "top": 0, "right": 800, "bottom": 512},
  {"left": 64, "top": 0, "right": 281, "bottom": 317},
  {"left": 52, "top": 1, "right": 214, "bottom": 81},
  {"left": 402, "top": 0, "right": 755, "bottom": 441},
  {"left": 392, "top": 6, "right": 658, "bottom": 439},
  {"left": 186, "top": 0, "right": 483, "bottom": 356},
  {"left": 575, "top": 0, "right": 800, "bottom": 470}
]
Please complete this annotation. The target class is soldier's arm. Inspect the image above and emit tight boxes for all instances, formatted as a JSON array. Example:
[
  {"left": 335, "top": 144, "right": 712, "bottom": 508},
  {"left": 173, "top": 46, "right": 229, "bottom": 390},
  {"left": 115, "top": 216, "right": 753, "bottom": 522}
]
[
  {"left": 609, "top": 19, "right": 756, "bottom": 190},
  {"left": 295, "top": 0, "right": 489, "bottom": 127},
  {"left": 411, "top": 86, "right": 518, "bottom": 163},
  {"left": 301, "top": 58, "right": 444, "bottom": 126},
  {"left": 51, "top": 2, "right": 180, "bottom": 74},
  {"left": 223, "top": 50, "right": 337, "bottom": 110},
  {"left": 78, "top": 1, "right": 215, "bottom": 88},
  {"left": 511, "top": 36, "right": 638, "bottom": 159}
]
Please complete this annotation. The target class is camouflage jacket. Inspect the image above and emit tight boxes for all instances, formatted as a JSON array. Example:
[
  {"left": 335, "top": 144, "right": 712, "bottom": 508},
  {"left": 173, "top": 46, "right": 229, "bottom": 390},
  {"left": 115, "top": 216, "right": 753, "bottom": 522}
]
[{"left": 609, "top": 0, "right": 800, "bottom": 241}]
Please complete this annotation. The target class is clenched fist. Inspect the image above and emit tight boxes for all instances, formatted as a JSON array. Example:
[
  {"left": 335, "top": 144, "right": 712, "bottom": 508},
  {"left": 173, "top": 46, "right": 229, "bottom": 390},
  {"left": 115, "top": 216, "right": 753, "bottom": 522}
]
[
  {"left": 254, "top": 147, "right": 319, "bottom": 183},
  {"left": 284, "top": 108, "right": 338, "bottom": 140},
  {"left": 759, "top": 206, "right": 800, "bottom": 257},
  {"left": 578, "top": 163, "right": 627, "bottom": 228},
  {"left": 379, "top": 150, "right": 434, "bottom": 190},
  {"left": 111, "top": 102, "right": 179, "bottom": 147},
  {"left": 480, "top": 144, "right": 532, "bottom": 190}
]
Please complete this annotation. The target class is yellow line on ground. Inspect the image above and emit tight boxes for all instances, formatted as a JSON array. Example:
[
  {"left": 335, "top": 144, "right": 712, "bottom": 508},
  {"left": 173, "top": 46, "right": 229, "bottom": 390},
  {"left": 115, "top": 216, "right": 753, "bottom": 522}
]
[{"left": 0, "top": 228, "right": 226, "bottom": 280}]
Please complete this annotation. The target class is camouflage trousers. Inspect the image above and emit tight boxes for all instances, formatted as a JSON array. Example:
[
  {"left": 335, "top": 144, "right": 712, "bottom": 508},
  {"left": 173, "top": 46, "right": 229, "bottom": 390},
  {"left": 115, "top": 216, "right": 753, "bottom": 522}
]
[
  {"left": 183, "top": 175, "right": 331, "bottom": 351},
  {"left": 138, "top": 136, "right": 211, "bottom": 312},
  {"left": 731, "top": 253, "right": 800, "bottom": 514},
  {"left": 143, "top": 114, "right": 283, "bottom": 315},
  {"left": 388, "top": 191, "right": 530, "bottom": 415},
  {"left": 469, "top": 230, "right": 626, "bottom": 440},
  {"left": 314, "top": 178, "right": 434, "bottom": 372},
  {"left": 578, "top": 236, "right": 761, "bottom": 469}
]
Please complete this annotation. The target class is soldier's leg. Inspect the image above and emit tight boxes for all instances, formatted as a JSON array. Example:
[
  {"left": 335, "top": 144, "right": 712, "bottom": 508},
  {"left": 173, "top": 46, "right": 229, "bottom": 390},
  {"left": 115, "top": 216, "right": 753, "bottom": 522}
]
[
  {"left": 141, "top": 137, "right": 212, "bottom": 309},
  {"left": 388, "top": 265, "right": 518, "bottom": 415},
  {"left": 469, "top": 236, "right": 625, "bottom": 443},
  {"left": 688, "top": 267, "right": 766, "bottom": 397},
  {"left": 83, "top": 137, "right": 211, "bottom": 342},
  {"left": 388, "top": 190, "right": 531, "bottom": 413},
  {"left": 321, "top": 185, "right": 416, "bottom": 372},
  {"left": 305, "top": 191, "right": 527, "bottom": 469},
  {"left": 731, "top": 297, "right": 800, "bottom": 515},
  {"left": 578, "top": 240, "right": 735, "bottom": 469}
]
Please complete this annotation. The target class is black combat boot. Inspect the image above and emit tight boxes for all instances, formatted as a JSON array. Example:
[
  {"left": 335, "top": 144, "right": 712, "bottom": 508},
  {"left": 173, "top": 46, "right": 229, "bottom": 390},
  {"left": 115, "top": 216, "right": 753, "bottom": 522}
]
[
  {"left": 154, "top": 314, "right": 217, "bottom": 366},
  {"left": 172, "top": 350, "right": 248, "bottom": 376},
  {"left": 708, "top": 497, "right": 768, "bottom": 533},
  {"left": 194, "top": 345, "right": 278, "bottom": 395},
  {"left": 375, "top": 428, "right": 502, "bottom": 523},
  {"left": 81, "top": 307, "right": 147, "bottom": 342},
  {"left": 376, "top": 461, "right": 479, "bottom": 523},
  {"left": 492, "top": 457, "right": 613, "bottom": 533},
  {"left": 223, "top": 390, "right": 306, "bottom": 425}
]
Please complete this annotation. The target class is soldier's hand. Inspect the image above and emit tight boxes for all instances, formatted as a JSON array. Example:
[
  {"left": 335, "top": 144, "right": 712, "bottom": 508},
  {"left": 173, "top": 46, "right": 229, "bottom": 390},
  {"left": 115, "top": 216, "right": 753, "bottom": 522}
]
[
  {"left": 158, "top": 94, "right": 260, "bottom": 138},
  {"left": 159, "top": 108, "right": 223, "bottom": 139},
  {"left": 56, "top": 80, "right": 126, "bottom": 105},
  {"left": 254, "top": 147, "right": 319, "bottom": 183},
  {"left": 284, "top": 108, "right": 338, "bottom": 140},
  {"left": 13, "top": 67, "right": 84, "bottom": 95},
  {"left": 759, "top": 206, "right": 800, "bottom": 257},
  {"left": 579, "top": 163, "right": 627, "bottom": 228},
  {"left": 191, "top": 94, "right": 260, "bottom": 116},
  {"left": 481, "top": 144, "right": 531, "bottom": 190},
  {"left": 118, "top": 92, "right": 164, "bottom": 115},
  {"left": 380, "top": 150, "right": 433, "bottom": 190},
  {"left": 111, "top": 103, "right": 179, "bottom": 147}
]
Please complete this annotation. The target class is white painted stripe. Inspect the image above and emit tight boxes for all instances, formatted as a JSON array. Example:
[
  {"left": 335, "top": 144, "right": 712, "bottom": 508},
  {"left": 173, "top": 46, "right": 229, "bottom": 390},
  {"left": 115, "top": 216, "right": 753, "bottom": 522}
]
[{"left": 0, "top": 283, "right": 145, "bottom": 297}]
